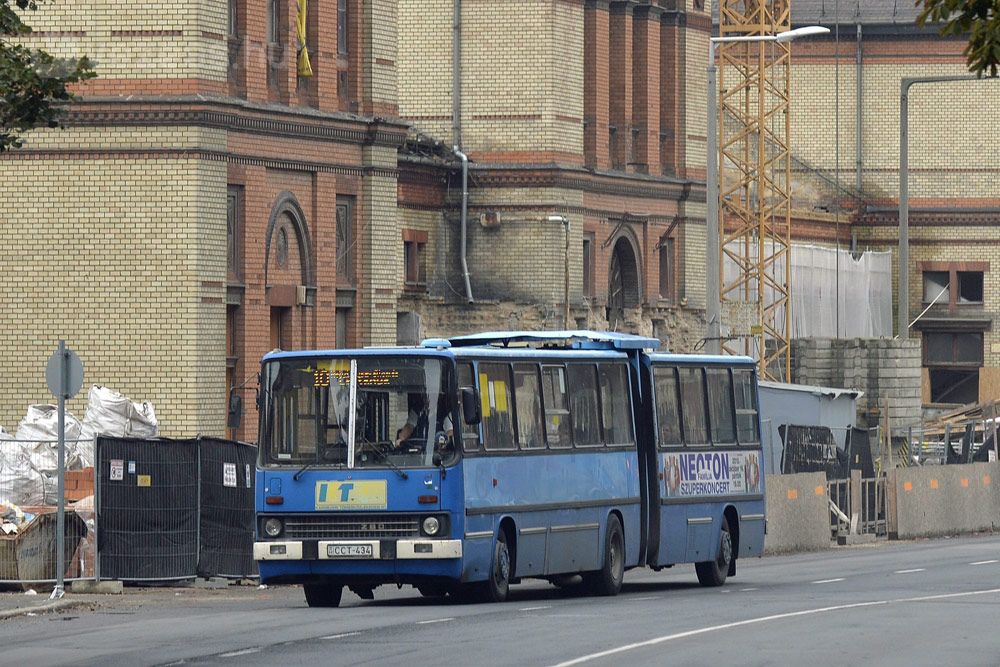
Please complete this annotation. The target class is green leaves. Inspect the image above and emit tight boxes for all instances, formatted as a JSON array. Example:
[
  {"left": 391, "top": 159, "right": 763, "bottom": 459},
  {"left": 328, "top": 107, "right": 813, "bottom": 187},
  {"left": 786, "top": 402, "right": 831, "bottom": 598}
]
[
  {"left": 0, "top": 0, "right": 96, "bottom": 151},
  {"left": 917, "top": 0, "right": 1000, "bottom": 77}
]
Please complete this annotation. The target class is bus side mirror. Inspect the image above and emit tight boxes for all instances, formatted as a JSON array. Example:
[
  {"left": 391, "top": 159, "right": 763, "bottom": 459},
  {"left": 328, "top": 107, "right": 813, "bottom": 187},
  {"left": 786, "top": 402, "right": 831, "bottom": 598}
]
[
  {"left": 460, "top": 387, "right": 481, "bottom": 425},
  {"left": 228, "top": 391, "right": 243, "bottom": 429}
]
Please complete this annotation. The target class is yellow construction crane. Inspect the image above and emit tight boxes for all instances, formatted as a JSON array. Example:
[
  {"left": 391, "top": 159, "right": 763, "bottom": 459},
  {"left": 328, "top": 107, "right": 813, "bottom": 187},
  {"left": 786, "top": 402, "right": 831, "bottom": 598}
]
[{"left": 717, "top": 0, "right": 793, "bottom": 382}]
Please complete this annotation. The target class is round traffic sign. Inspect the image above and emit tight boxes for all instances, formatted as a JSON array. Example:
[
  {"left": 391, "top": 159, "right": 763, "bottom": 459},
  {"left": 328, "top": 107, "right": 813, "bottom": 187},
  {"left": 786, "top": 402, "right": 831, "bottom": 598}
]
[{"left": 46, "top": 347, "right": 84, "bottom": 399}]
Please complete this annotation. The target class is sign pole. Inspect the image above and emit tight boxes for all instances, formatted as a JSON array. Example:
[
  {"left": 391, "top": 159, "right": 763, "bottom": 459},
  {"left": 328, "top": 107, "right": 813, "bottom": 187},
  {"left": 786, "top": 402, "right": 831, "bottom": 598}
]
[
  {"left": 54, "top": 341, "right": 67, "bottom": 600},
  {"left": 46, "top": 341, "right": 83, "bottom": 601}
]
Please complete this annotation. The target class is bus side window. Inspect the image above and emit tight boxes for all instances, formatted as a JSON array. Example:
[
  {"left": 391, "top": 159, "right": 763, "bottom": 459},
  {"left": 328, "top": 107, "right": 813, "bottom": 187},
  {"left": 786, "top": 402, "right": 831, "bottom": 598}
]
[
  {"left": 567, "top": 364, "right": 601, "bottom": 447},
  {"left": 457, "top": 362, "right": 481, "bottom": 452},
  {"left": 513, "top": 363, "right": 545, "bottom": 449},
  {"left": 599, "top": 363, "right": 634, "bottom": 446},
  {"left": 734, "top": 368, "right": 760, "bottom": 445},
  {"left": 678, "top": 367, "right": 709, "bottom": 445},
  {"left": 706, "top": 368, "right": 736, "bottom": 445},
  {"left": 478, "top": 362, "right": 516, "bottom": 451},
  {"left": 541, "top": 365, "right": 572, "bottom": 448},
  {"left": 653, "top": 366, "right": 682, "bottom": 447}
]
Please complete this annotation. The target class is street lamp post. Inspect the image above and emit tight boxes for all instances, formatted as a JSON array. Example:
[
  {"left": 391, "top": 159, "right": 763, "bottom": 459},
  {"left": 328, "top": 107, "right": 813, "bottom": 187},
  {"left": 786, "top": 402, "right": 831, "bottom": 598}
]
[{"left": 705, "top": 25, "right": 829, "bottom": 355}]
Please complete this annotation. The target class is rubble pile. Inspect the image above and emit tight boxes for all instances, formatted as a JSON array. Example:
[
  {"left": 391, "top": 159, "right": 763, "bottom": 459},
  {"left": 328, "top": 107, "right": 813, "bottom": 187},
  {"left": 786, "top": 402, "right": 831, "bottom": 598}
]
[{"left": 0, "top": 385, "right": 159, "bottom": 506}]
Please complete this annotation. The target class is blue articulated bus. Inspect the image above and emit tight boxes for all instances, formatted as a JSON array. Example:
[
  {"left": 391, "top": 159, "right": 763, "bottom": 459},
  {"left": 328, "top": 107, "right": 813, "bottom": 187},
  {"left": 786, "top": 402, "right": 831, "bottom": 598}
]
[{"left": 253, "top": 330, "right": 765, "bottom": 607}]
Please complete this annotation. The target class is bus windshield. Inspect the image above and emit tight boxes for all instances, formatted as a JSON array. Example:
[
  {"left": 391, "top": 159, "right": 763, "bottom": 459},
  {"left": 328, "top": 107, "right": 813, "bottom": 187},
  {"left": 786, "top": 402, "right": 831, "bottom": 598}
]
[{"left": 261, "top": 355, "right": 458, "bottom": 469}]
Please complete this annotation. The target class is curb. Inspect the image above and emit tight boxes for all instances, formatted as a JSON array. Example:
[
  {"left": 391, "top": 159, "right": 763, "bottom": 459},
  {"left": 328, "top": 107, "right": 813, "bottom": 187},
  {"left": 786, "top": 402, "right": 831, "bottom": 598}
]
[{"left": 0, "top": 598, "right": 93, "bottom": 621}]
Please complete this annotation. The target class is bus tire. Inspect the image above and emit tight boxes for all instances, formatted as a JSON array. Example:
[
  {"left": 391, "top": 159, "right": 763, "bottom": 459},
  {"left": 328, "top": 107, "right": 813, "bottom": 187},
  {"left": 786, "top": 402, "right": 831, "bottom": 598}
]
[
  {"left": 585, "top": 514, "right": 624, "bottom": 596},
  {"left": 696, "top": 517, "right": 733, "bottom": 587},
  {"left": 304, "top": 582, "right": 343, "bottom": 608},
  {"left": 480, "top": 529, "right": 512, "bottom": 603}
]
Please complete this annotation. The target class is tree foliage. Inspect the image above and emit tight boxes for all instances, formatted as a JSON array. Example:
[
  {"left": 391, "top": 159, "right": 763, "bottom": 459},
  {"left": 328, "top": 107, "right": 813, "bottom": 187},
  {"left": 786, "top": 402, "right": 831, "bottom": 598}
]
[
  {"left": 917, "top": 0, "right": 1000, "bottom": 77},
  {"left": 0, "top": 0, "right": 95, "bottom": 151}
]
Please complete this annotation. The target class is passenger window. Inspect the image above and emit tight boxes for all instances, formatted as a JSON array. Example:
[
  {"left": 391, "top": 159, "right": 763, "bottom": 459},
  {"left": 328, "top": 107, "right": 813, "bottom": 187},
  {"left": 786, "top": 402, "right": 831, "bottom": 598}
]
[
  {"left": 678, "top": 367, "right": 708, "bottom": 445},
  {"left": 513, "top": 363, "right": 545, "bottom": 449},
  {"left": 457, "top": 362, "right": 480, "bottom": 452},
  {"left": 541, "top": 365, "right": 572, "bottom": 448},
  {"left": 653, "top": 366, "right": 682, "bottom": 447},
  {"left": 734, "top": 368, "right": 759, "bottom": 444},
  {"left": 567, "top": 364, "right": 601, "bottom": 446},
  {"left": 599, "top": 364, "right": 634, "bottom": 445},
  {"left": 706, "top": 367, "right": 736, "bottom": 444},
  {"left": 478, "top": 363, "right": 516, "bottom": 451}
]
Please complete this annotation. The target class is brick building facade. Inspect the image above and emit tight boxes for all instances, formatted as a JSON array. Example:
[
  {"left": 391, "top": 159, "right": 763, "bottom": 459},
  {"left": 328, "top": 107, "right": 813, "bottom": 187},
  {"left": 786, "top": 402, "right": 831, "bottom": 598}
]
[
  {"left": 787, "top": 1, "right": 1000, "bottom": 409},
  {"left": 396, "top": 0, "right": 713, "bottom": 348},
  {"left": 0, "top": 0, "right": 406, "bottom": 441}
]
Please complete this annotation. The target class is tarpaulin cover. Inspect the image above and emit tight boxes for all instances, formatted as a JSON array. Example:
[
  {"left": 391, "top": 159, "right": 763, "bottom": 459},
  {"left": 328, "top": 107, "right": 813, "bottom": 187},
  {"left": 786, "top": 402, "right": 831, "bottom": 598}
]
[{"left": 779, "top": 424, "right": 848, "bottom": 479}]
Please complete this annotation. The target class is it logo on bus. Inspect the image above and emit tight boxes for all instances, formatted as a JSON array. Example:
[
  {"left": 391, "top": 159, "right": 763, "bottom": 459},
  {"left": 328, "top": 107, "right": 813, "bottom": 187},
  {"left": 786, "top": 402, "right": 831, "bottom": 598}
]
[{"left": 315, "top": 480, "right": 388, "bottom": 510}]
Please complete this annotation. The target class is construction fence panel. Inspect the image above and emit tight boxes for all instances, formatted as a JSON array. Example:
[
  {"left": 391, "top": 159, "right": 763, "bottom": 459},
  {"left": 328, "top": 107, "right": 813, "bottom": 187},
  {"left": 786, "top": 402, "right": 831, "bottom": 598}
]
[
  {"left": 96, "top": 437, "right": 199, "bottom": 582},
  {"left": 197, "top": 438, "right": 257, "bottom": 579},
  {"left": 95, "top": 436, "right": 257, "bottom": 583},
  {"left": 0, "top": 437, "right": 95, "bottom": 586}
]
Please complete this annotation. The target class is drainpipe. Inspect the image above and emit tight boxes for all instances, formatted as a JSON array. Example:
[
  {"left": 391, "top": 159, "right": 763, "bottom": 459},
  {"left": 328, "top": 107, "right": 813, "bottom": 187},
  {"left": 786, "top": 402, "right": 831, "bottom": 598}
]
[
  {"left": 852, "top": 22, "right": 862, "bottom": 253},
  {"left": 452, "top": 0, "right": 473, "bottom": 303},
  {"left": 454, "top": 147, "right": 474, "bottom": 303}
]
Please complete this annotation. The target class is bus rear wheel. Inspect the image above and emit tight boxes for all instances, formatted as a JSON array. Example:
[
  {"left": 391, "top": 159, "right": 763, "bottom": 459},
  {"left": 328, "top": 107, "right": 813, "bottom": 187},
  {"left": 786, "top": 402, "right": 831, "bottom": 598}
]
[
  {"left": 696, "top": 518, "right": 732, "bottom": 587},
  {"left": 584, "top": 514, "right": 624, "bottom": 596},
  {"left": 304, "top": 582, "right": 344, "bottom": 607}
]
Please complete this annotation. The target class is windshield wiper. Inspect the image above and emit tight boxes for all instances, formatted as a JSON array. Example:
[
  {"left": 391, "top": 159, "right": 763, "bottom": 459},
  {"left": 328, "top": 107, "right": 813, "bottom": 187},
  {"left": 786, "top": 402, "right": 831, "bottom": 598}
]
[
  {"left": 359, "top": 441, "right": 408, "bottom": 480},
  {"left": 293, "top": 459, "right": 316, "bottom": 481}
]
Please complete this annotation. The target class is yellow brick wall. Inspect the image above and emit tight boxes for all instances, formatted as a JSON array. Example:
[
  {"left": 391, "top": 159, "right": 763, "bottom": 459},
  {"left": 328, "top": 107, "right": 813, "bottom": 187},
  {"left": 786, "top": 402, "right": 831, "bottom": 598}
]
[
  {"left": 0, "top": 126, "right": 228, "bottom": 436},
  {"left": 361, "top": 144, "right": 401, "bottom": 346},
  {"left": 398, "top": 0, "right": 584, "bottom": 154},
  {"left": 17, "top": 0, "right": 228, "bottom": 82},
  {"left": 790, "top": 59, "right": 1000, "bottom": 200}
]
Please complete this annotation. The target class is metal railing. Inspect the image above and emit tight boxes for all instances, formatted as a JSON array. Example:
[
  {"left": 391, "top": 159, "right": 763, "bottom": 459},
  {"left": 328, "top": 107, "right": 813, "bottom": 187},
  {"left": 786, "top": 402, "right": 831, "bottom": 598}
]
[
  {"left": 0, "top": 437, "right": 96, "bottom": 587},
  {"left": 827, "top": 474, "right": 886, "bottom": 538}
]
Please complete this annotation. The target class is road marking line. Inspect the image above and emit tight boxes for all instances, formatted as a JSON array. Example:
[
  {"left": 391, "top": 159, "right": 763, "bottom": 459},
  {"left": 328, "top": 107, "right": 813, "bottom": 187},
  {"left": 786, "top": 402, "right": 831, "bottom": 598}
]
[
  {"left": 322, "top": 632, "right": 360, "bottom": 640},
  {"left": 520, "top": 606, "right": 552, "bottom": 611},
  {"left": 740, "top": 588, "right": 759, "bottom": 592},
  {"left": 549, "top": 587, "right": 1000, "bottom": 667},
  {"left": 895, "top": 569, "right": 925, "bottom": 574},
  {"left": 811, "top": 578, "right": 845, "bottom": 584},
  {"left": 417, "top": 617, "right": 455, "bottom": 625},
  {"left": 971, "top": 560, "right": 998, "bottom": 566},
  {"left": 631, "top": 597, "right": 658, "bottom": 601},
  {"left": 219, "top": 648, "right": 262, "bottom": 658}
]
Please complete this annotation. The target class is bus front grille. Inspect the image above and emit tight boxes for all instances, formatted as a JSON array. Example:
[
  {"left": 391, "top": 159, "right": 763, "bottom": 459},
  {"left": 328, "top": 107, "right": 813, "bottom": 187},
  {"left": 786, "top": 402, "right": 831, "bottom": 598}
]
[{"left": 283, "top": 514, "right": 422, "bottom": 540}]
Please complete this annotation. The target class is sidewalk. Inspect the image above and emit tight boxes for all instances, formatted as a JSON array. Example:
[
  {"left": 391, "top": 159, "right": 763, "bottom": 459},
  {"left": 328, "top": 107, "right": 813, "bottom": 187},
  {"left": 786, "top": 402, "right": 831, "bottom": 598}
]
[{"left": 0, "top": 579, "right": 262, "bottom": 620}]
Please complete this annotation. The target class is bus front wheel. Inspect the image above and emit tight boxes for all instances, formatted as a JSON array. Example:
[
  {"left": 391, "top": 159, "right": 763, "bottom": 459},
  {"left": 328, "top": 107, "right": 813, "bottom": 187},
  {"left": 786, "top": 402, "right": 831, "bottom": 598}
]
[
  {"left": 584, "top": 514, "right": 624, "bottom": 596},
  {"left": 479, "top": 530, "right": 512, "bottom": 603},
  {"left": 304, "top": 582, "right": 344, "bottom": 607},
  {"left": 695, "top": 518, "right": 732, "bottom": 587}
]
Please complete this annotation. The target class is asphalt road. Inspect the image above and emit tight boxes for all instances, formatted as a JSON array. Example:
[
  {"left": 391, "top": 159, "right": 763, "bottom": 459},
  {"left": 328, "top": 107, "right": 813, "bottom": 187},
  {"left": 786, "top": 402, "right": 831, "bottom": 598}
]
[{"left": 4, "top": 535, "right": 1000, "bottom": 666}]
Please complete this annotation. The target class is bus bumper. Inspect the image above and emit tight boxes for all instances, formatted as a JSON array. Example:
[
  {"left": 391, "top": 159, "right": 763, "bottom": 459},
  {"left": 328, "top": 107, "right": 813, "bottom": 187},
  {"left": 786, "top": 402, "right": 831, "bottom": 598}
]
[{"left": 253, "top": 539, "right": 462, "bottom": 561}]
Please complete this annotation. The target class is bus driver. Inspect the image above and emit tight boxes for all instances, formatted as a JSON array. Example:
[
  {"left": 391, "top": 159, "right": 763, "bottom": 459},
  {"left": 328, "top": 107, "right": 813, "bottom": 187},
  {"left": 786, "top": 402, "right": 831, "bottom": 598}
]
[{"left": 394, "top": 393, "right": 453, "bottom": 450}]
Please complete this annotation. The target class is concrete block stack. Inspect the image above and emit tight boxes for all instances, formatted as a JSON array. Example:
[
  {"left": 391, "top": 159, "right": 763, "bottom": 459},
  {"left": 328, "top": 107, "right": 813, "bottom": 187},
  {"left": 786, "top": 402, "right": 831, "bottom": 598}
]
[{"left": 793, "top": 337, "right": 922, "bottom": 431}]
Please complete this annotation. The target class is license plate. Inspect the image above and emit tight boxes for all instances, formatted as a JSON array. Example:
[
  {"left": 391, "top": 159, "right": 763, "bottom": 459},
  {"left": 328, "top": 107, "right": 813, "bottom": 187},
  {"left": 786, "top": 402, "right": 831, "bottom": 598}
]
[{"left": 327, "top": 544, "right": 374, "bottom": 558}]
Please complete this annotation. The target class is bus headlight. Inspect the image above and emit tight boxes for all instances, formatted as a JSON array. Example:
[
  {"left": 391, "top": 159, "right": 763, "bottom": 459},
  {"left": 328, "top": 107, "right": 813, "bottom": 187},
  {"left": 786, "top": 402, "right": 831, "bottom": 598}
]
[
  {"left": 422, "top": 516, "right": 441, "bottom": 536},
  {"left": 263, "top": 517, "right": 283, "bottom": 538}
]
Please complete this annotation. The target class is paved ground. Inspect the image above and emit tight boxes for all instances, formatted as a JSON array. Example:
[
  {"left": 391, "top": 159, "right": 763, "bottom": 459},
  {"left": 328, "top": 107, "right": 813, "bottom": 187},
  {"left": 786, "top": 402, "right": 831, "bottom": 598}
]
[{"left": 1, "top": 534, "right": 998, "bottom": 666}]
